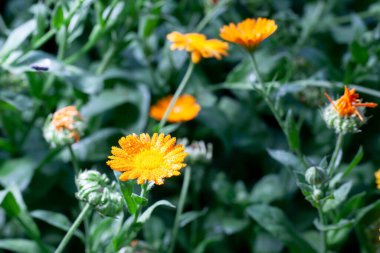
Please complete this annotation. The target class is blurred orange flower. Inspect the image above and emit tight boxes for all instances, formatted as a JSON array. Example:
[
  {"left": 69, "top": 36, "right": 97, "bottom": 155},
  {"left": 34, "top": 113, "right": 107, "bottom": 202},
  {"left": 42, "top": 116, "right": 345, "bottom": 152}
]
[
  {"left": 150, "top": 94, "right": 201, "bottom": 123},
  {"left": 167, "top": 32, "right": 228, "bottom": 63},
  {"left": 220, "top": 18, "right": 277, "bottom": 50},
  {"left": 375, "top": 169, "right": 380, "bottom": 189},
  {"left": 51, "top": 106, "right": 83, "bottom": 141},
  {"left": 107, "top": 133, "right": 187, "bottom": 185},
  {"left": 325, "top": 86, "right": 377, "bottom": 122}
]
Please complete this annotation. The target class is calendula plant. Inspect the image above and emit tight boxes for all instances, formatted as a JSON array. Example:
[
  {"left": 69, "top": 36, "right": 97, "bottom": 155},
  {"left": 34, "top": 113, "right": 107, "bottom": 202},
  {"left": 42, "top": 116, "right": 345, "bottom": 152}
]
[{"left": 2, "top": 0, "right": 380, "bottom": 253}]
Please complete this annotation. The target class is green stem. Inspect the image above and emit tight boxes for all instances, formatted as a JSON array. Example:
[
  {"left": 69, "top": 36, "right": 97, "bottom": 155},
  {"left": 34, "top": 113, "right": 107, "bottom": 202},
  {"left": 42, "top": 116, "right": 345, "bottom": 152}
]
[
  {"left": 168, "top": 167, "right": 191, "bottom": 253},
  {"left": 158, "top": 62, "right": 194, "bottom": 130},
  {"left": 122, "top": 183, "right": 149, "bottom": 246},
  {"left": 96, "top": 44, "right": 117, "bottom": 75},
  {"left": 248, "top": 53, "right": 308, "bottom": 169},
  {"left": 327, "top": 133, "right": 344, "bottom": 176},
  {"left": 317, "top": 201, "right": 327, "bottom": 253},
  {"left": 68, "top": 145, "right": 80, "bottom": 174},
  {"left": 55, "top": 203, "right": 91, "bottom": 253}
]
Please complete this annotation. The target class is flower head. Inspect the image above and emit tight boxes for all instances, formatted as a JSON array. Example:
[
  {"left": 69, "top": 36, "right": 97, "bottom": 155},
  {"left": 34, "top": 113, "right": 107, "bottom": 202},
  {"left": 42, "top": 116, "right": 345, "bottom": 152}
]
[
  {"left": 150, "top": 94, "right": 201, "bottom": 123},
  {"left": 178, "top": 138, "right": 213, "bottom": 164},
  {"left": 107, "top": 133, "right": 187, "bottom": 185},
  {"left": 76, "top": 170, "right": 123, "bottom": 217},
  {"left": 43, "top": 106, "right": 86, "bottom": 147},
  {"left": 325, "top": 86, "right": 377, "bottom": 122},
  {"left": 220, "top": 18, "right": 277, "bottom": 50},
  {"left": 167, "top": 32, "right": 228, "bottom": 63},
  {"left": 375, "top": 169, "right": 380, "bottom": 189}
]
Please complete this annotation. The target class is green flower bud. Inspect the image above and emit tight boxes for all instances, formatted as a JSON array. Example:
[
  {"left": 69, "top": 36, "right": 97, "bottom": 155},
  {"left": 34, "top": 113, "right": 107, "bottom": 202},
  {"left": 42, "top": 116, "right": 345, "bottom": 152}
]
[
  {"left": 305, "top": 166, "right": 326, "bottom": 186},
  {"left": 322, "top": 104, "right": 363, "bottom": 134},
  {"left": 312, "top": 188, "right": 323, "bottom": 201},
  {"left": 43, "top": 106, "right": 86, "bottom": 148},
  {"left": 178, "top": 138, "right": 213, "bottom": 164},
  {"left": 76, "top": 170, "right": 122, "bottom": 217}
]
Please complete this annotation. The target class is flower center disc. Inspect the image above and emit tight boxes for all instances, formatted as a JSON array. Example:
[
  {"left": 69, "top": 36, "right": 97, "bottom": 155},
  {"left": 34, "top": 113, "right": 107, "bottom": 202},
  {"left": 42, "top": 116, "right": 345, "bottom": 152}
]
[{"left": 133, "top": 149, "right": 164, "bottom": 171}]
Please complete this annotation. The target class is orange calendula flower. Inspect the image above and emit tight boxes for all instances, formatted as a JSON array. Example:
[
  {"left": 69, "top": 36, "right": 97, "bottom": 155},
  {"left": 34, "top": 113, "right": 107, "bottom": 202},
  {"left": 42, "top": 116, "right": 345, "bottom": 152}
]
[
  {"left": 167, "top": 32, "right": 228, "bottom": 64},
  {"left": 150, "top": 94, "right": 201, "bottom": 123},
  {"left": 107, "top": 133, "right": 187, "bottom": 185},
  {"left": 43, "top": 105, "right": 86, "bottom": 148},
  {"left": 375, "top": 169, "right": 380, "bottom": 189},
  {"left": 220, "top": 18, "right": 277, "bottom": 50},
  {"left": 325, "top": 86, "right": 377, "bottom": 122},
  {"left": 51, "top": 106, "right": 82, "bottom": 140}
]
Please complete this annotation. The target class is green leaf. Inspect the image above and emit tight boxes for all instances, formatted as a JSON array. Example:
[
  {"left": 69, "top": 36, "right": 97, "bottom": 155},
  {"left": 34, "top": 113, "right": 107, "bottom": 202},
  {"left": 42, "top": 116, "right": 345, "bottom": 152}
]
[
  {"left": 250, "top": 174, "right": 286, "bottom": 204},
  {"left": 118, "top": 180, "right": 138, "bottom": 215},
  {"left": 267, "top": 149, "right": 301, "bottom": 171},
  {"left": 0, "top": 187, "right": 41, "bottom": 240},
  {"left": 343, "top": 147, "right": 363, "bottom": 177},
  {"left": 314, "top": 218, "right": 354, "bottom": 231},
  {"left": 350, "top": 41, "right": 368, "bottom": 65},
  {"left": 221, "top": 217, "right": 249, "bottom": 235},
  {"left": 247, "top": 204, "right": 317, "bottom": 253},
  {"left": 138, "top": 200, "right": 175, "bottom": 223},
  {"left": 193, "top": 235, "right": 223, "bottom": 253},
  {"left": 131, "top": 193, "right": 148, "bottom": 206},
  {"left": 285, "top": 111, "right": 300, "bottom": 151},
  {"left": 0, "top": 20, "right": 36, "bottom": 58},
  {"left": 323, "top": 181, "right": 352, "bottom": 212},
  {"left": 138, "top": 14, "right": 160, "bottom": 38},
  {"left": 0, "top": 239, "right": 40, "bottom": 253},
  {"left": 179, "top": 208, "right": 208, "bottom": 227},
  {"left": 0, "top": 158, "right": 37, "bottom": 191},
  {"left": 52, "top": 5, "right": 65, "bottom": 30},
  {"left": 30, "top": 210, "right": 84, "bottom": 239},
  {"left": 81, "top": 86, "right": 134, "bottom": 118},
  {"left": 0, "top": 190, "right": 21, "bottom": 217}
]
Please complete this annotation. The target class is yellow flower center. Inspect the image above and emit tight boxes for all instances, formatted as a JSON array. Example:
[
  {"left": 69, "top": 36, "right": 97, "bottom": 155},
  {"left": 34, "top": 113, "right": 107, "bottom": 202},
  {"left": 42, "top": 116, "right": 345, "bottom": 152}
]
[{"left": 133, "top": 149, "right": 163, "bottom": 171}]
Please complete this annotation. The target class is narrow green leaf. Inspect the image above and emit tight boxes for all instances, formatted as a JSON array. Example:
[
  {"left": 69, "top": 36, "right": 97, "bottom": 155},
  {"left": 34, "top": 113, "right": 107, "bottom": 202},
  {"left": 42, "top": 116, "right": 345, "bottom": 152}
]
[
  {"left": 138, "top": 200, "right": 175, "bottom": 223},
  {"left": 52, "top": 5, "right": 65, "bottom": 30},
  {"left": 30, "top": 210, "right": 84, "bottom": 239},
  {"left": 247, "top": 204, "right": 317, "bottom": 253},
  {"left": 285, "top": 110, "right": 300, "bottom": 151},
  {"left": 131, "top": 193, "right": 148, "bottom": 206},
  {"left": 118, "top": 180, "right": 138, "bottom": 215},
  {"left": 343, "top": 147, "right": 363, "bottom": 177},
  {"left": 323, "top": 181, "right": 352, "bottom": 212},
  {"left": 0, "top": 239, "right": 40, "bottom": 253},
  {"left": 179, "top": 208, "right": 208, "bottom": 228},
  {"left": 0, "top": 20, "right": 36, "bottom": 57}
]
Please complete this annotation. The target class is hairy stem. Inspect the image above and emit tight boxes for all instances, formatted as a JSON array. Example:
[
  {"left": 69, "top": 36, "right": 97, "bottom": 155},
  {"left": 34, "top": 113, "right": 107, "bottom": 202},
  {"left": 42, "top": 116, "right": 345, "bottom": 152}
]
[
  {"left": 55, "top": 203, "right": 91, "bottom": 253},
  {"left": 168, "top": 167, "right": 191, "bottom": 253},
  {"left": 158, "top": 62, "right": 194, "bottom": 130}
]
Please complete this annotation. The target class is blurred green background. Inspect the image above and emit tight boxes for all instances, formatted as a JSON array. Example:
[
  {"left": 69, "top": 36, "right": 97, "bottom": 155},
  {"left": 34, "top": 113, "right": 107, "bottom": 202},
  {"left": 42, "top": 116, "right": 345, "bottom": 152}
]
[{"left": 1, "top": 0, "right": 380, "bottom": 252}]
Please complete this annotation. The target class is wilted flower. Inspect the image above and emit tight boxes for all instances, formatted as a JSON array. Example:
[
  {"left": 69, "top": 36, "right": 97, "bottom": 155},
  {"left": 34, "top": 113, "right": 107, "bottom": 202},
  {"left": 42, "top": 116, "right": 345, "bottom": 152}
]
[
  {"left": 305, "top": 166, "right": 326, "bottom": 186},
  {"left": 43, "top": 106, "right": 86, "bottom": 147},
  {"left": 150, "top": 94, "right": 201, "bottom": 123},
  {"left": 325, "top": 86, "right": 377, "bottom": 121},
  {"left": 323, "top": 86, "right": 377, "bottom": 134},
  {"left": 107, "top": 133, "right": 187, "bottom": 185},
  {"left": 76, "top": 170, "right": 123, "bottom": 217},
  {"left": 178, "top": 138, "right": 213, "bottom": 164},
  {"left": 375, "top": 169, "right": 380, "bottom": 189},
  {"left": 220, "top": 18, "right": 277, "bottom": 50},
  {"left": 167, "top": 31, "right": 228, "bottom": 63}
]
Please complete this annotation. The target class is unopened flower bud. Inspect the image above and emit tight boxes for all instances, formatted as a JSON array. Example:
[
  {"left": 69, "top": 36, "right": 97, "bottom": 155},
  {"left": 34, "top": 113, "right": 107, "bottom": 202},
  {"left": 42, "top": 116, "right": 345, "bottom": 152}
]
[
  {"left": 322, "top": 104, "right": 362, "bottom": 134},
  {"left": 43, "top": 106, "right": 86, "bottom": 147},
  {"left": 312, "top": 188, "right": 323, "bottom": 201},
  {"left": 76, "top": 170, "right": 122, "bottom": 217},
  {"left": 178, "top": 138, "right": 213, "bottom": 164},
  {"left": 305, "top": 166, "right": 326, "bottom": 186}
]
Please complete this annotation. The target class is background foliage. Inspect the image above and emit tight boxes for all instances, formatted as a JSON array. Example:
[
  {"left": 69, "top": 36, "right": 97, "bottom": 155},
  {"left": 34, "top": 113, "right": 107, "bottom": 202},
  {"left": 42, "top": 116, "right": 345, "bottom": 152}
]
[{"left": 1, "top": 0, "right": 380, "bottom": 252}]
